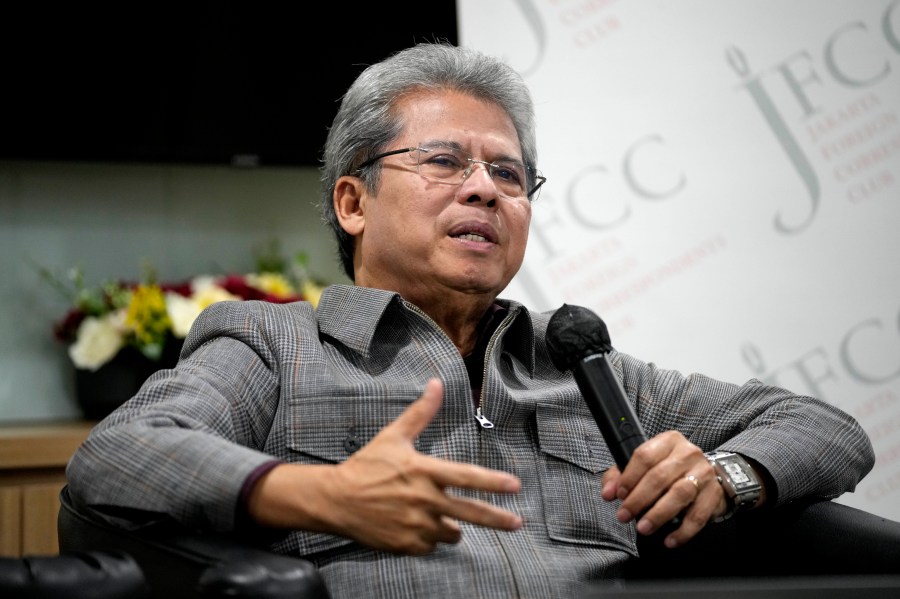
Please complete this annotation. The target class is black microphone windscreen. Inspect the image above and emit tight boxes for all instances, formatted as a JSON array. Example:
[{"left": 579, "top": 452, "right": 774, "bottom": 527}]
[{"left": 546, "top": 303, "right": 613, "bottom": 370}]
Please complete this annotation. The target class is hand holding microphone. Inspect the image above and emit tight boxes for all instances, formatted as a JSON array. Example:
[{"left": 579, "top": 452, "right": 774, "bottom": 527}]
[{"left": 546, "top": 303, "right": 685, "bottom": 538}]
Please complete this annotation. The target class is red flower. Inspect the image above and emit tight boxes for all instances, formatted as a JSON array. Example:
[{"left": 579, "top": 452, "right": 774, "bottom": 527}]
[
  {"left": 218, "top": 275, "right": 302, "bottom": 304},
  {"left": 54, "top": 308, "right": 86, "bottom": 342}
]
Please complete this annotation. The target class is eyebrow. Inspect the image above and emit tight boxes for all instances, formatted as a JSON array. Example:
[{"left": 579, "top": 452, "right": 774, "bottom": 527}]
[{"left": 420, "top": 139, "right": 525, "bottom": 164}]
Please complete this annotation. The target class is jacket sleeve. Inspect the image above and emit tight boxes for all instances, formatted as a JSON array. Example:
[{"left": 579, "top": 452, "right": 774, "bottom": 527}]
[
  {"left": 613, "top": 349, "right": 875, "bottom": 506},
  {"left": 65, "top": 300, "right": 315, "bottom": 532}
]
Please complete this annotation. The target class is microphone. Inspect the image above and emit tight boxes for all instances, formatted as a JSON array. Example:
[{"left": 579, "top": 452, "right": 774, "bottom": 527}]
[
  {"left": 545, "top": 303, "right": 647, "bottom": 470},
  {"left": 546, "top": 303, "right": 683, "bottom": 534}
]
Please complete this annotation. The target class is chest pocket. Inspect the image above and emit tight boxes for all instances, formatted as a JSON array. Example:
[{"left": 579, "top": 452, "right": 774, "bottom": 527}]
[
  {"left": 286, "top": 384, "right": 421, "bottom": 463},
  {"left": 535, "top": 402, "right": 638, "bottom": 555},
  {"left": 281, "top": 385, "right": 420, "bottom": 557}
]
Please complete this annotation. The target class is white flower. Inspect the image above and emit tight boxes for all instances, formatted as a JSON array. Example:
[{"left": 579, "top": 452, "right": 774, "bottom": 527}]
[
  {"left": 165, "top": 292, "right": 203, "bottom": 338},
  {"left": 189, "top": 275, "right": 220, "bottom": 294},
  {"left": 165, "top": 279, "right": 240, "bottom": 339},
  {"left": 68, "top": 312, "right": 126, "bottom": 371}
]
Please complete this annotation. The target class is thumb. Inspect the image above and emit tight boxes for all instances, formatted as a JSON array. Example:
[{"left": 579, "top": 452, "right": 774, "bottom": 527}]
[{"left": 389, "top": 378, "right": 443, "bottom": 440}]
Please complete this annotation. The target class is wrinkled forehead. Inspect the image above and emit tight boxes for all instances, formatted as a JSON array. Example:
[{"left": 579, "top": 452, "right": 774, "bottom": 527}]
[{"left": 390, "top": 89, "right": 522, "bottom": 157}]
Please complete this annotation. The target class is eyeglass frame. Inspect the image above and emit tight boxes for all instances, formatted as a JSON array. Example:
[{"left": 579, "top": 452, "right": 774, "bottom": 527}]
[{"left": 354, "top": 145, "right": 547, "bottom": 201}]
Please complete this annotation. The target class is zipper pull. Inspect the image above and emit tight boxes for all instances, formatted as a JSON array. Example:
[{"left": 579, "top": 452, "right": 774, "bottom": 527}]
[{"left": 474, "top": 407, "right": 494, "bottom": 429}]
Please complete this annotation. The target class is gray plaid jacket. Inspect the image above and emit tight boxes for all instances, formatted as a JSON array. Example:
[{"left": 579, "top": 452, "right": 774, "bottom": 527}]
[{"left": 67, "top": 284, "right": 874, "bottom": 598}]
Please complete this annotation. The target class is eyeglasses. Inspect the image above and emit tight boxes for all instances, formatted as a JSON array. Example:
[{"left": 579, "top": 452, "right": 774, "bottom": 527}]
[{"left": 355, "top": 142, "right": 546, "bottom": 201}]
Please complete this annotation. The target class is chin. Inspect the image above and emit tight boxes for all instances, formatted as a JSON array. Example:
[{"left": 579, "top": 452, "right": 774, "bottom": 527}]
[{"left": 457, "top": 275, "right": 511, "bottom": 298}]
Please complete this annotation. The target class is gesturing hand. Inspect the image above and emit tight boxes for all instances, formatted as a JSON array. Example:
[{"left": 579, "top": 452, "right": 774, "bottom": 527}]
[{"left": 248, "top": 378, "right": 523, "bottom": 555}]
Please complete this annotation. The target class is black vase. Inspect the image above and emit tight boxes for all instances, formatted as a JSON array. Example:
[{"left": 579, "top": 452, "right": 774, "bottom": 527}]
[{"left": 74, "top": 339, "right": 184, "bottom": 421}]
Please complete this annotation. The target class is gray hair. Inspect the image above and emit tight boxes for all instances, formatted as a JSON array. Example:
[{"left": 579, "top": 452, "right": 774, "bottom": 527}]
[{"left": 318, "top": 42, "right": 538, "bottom": 281}]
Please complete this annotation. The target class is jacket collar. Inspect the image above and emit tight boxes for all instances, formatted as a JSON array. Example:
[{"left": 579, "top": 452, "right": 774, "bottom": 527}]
[{"left": 316, "top": 284, "right": 536, "bottom": 376}]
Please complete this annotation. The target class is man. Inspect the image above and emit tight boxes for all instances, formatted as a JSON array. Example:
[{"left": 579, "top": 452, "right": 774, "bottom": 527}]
[{"left": 67, "top": 42, "right": 874, "bottom": 598}]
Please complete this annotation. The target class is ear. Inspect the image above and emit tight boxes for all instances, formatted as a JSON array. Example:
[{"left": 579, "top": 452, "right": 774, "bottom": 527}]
[{"left": 334, "top": 175, "right": 367, "bottom": 236}]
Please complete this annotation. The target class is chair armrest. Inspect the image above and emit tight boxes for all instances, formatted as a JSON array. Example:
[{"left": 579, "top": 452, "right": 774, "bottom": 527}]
[
  {"left": 57, "top": 486, "right": 331, "bottom": 599},
  {"left": 0, "top": 551, "right": 149, "bottom": 599},
  {"left": 626, "top": 499, "right": 900, "bottom": 580}
]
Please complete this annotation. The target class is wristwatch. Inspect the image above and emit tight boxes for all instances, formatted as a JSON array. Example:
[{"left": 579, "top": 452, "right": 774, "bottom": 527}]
[{"left": 705, "top": 451, "right": 762, "bottom": 521}]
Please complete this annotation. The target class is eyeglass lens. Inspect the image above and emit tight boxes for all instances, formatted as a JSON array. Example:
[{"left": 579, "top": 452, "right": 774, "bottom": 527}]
[{"left": 414, "top": 144, "right": 534, "bottom": 199}]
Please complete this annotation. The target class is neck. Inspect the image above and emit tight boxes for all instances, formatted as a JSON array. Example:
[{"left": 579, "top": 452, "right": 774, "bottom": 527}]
[{"left": 422, "top": 296, "right": 494, "bottom": 355}]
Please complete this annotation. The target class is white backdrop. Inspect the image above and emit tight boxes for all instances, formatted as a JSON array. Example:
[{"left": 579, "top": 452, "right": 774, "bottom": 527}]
[{"left": 459, "top": 0, "right": 900, "bottom": 521}]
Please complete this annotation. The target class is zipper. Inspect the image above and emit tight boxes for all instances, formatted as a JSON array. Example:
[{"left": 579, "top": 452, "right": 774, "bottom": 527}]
[
  {"left": 403, "top": 300, "right": 516, "bottom": 430},
  {"left": 475, "top": 312, "right": 515, "bottom": 429},
  {"left": 474, "top": 408, "right": 494, "bottom": 428}
]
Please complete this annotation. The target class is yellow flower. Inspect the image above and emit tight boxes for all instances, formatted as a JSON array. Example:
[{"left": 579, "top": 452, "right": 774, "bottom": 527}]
[
  {"left": 302, "top": 280, "right": 324, "bottom": 309},
  {"left": 245, "top": 272, "right": 296, "bottom": 299},
  {"left": 42, "top": 242, "right": 327, "bottom": 369},
  {"left": 125, "top": 284, "right": 171, "bottom": 351},
  {"left": 191, "top": 276, "right": 242, "bottom": 309}
]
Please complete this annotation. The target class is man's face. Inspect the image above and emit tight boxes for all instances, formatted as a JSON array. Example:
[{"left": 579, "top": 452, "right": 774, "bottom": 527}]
[{"left": 349, "top": 90, "right": 532, "bottom": 307}]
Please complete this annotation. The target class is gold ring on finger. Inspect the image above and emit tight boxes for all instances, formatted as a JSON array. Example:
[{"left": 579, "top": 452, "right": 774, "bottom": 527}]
[{"left": 685, "top": 474, "right": 700, "bottom": 491}]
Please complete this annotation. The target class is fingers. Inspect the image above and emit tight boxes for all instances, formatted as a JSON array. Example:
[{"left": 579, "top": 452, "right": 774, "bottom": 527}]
[
  {"left": 440, "top": 493, "right": 523, "bottom": 532},
  {"left": 399, "top": 492, "right": 521, "bottom": 555},
  {"left": 601, "top": 465, "right": 623, "bottom": 501},
  {"left": 388, "top": 378, "right": 444, "bottom": 440},
  {"left": 637, "top": 469, "right": 721, "bottom": 547},
  {"left": 609, "top": 431, "right": 725, "bottom": 547},
  {"left": 397, "top": 515, "right": 463, "bottom": 556},
  {"left": 425, "top": 455, "right": 521, "bottom": 494},
  {"left": 433, "top": 515, "right": 462, "bottom": 544},
  {"left": 332, "top": 377, "right": 522, "bottom": 554},
  {"left": 615, "top": 432, "right": 704, "bottom": 510},
  {"left": 390, "top": 455, "right": 522, "bottom": 534}
]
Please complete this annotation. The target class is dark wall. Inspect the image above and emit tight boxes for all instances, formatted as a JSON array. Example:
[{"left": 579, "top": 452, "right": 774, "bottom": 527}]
[{"left": 1, "top": 3, "right": 458, "bottom": 167}]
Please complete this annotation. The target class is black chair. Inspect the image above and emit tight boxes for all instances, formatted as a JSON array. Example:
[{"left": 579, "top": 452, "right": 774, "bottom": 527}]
[
  {"left": 57, "top": 486, "right": 330, "bottom": 599},
  {"left": 627, "top": 497, "right": 900, "bottom": 578},
  {"left": 58, "top": 484, "right": 900, "bottom": 598},
  {"left": 0, "top": 550, "right": 150, "bottom": 599}
]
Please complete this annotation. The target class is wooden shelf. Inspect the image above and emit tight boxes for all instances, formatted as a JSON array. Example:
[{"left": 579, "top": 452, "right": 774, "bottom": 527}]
[
  {"left": 0, "top": 421, "right": 96, "bottom": 469},
  {"left": 0, "top": 421, "right": 95, "bottom": 557}
]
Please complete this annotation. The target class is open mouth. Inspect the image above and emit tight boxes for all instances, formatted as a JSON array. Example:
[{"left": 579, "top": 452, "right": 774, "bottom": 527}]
[
  {"left": 453, "top": 233, "right": 490, "bottom": 242},
  {"left": 449, "top": 222, "right": 498, "bottom": 244}
]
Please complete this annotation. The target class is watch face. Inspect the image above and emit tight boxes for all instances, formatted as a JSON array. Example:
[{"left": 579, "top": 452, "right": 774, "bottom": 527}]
[
  {"left": 723, "top": 460, "right": 754, "bottom": 489},
  {"left": 708, "top": 452, "right": 761, "bottom": 514}
]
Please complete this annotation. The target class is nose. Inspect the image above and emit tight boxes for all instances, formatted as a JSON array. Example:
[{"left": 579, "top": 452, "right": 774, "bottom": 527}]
[
  {"left": 461, "top": 160, "right": 494, "bottom": 182},
  {"left": 460, "top": 161, "right": 499, "bottom": 207}
]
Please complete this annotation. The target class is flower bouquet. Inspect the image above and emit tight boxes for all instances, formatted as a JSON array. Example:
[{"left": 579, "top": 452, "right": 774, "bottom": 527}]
[{"left": 39, "top": 244, "right": 324, "bottom": 419}]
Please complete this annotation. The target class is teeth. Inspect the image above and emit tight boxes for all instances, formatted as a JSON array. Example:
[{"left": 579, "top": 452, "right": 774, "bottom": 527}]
[{"left": 457, "top": 233, "right": 488, "bottom": 242}]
